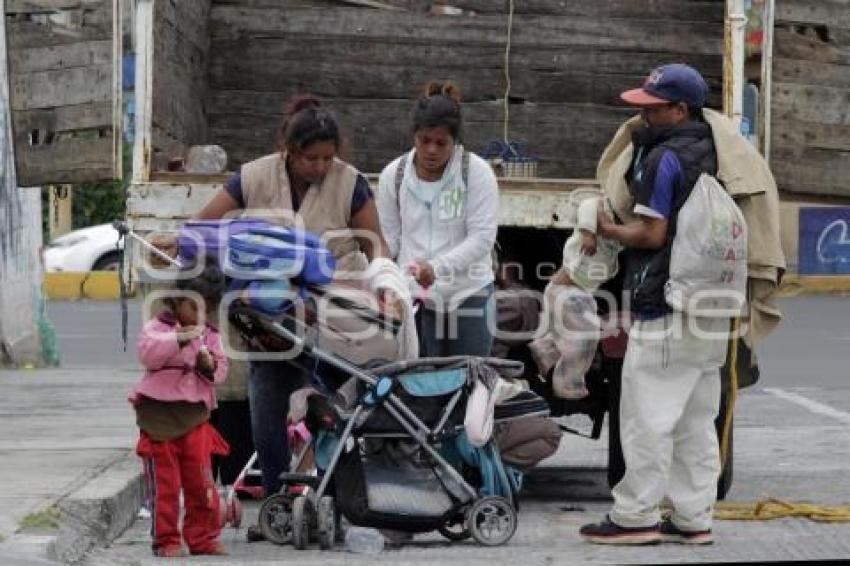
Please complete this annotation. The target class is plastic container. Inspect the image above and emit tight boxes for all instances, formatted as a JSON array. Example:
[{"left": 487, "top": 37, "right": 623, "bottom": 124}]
[
  {"left": 244, "top": 279, "right": 293, "bottom": 316},
  {"left": 344, "top": 526, "right": 384, "bottom": 554},
  {"left": 184, "top": 144, "right": 228, "bottom": 173}
]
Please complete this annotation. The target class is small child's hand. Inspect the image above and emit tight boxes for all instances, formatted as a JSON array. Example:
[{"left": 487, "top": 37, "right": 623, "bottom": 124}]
[
  {"left": 176, "top": 325, "right": 198, "bottom": 347},
  {"left": 580, "top": 230, "right": 598, "bottom": 257},
  {"left": 196, "top": 346, "right": 215, "bottom": 380}
]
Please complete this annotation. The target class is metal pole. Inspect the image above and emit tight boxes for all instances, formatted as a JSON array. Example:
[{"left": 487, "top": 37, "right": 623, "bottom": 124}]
[
  {"left": 760, "top": 0, "right": 776, "bottom": 162},
  {"left": 727, "top": 0, "right": 747, "bottom": 127}
]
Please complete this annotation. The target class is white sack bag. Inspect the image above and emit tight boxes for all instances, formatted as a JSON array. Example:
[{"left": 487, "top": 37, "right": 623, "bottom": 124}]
[{"left": 665, "top": 173, "right": 748, "bottom": 316}]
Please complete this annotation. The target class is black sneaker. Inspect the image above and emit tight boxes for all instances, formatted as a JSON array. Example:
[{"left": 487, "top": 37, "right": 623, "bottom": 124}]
[
  {"left": 660, "top": 519, "right": 713, "bottom": 545},
  {"left": 579, "top": 516, "right": 661, "bottom": 545}
]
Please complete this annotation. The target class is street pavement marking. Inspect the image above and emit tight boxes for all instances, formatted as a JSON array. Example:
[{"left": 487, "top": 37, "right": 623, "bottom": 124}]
[{"left": 764, "top": 387, "right": 850, "bottom": 426}]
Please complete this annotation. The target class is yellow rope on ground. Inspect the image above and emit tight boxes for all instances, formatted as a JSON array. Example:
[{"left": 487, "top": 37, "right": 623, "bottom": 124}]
[
  {"left": 715, "top": 499, "right": 850, "bottom": 523},
  {"left": 713, "top": 321, "right": 850, "bottom": 524}
]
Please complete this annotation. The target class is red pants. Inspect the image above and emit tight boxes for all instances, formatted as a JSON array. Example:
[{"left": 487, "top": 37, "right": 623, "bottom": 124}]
[{"left": 137, "top": 422, "right": 229, "bottom": 553}]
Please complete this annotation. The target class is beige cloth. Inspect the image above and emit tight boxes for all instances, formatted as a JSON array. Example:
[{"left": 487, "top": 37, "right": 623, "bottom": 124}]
[
  {"left": 307, "top": 281, "right": 404, "bottom": 367},
  {"left": 240, "top": 152, "right": 369, "bottom": 275},
  {"left": 596, "top": 109, "right": 785, "bottom": 350}
]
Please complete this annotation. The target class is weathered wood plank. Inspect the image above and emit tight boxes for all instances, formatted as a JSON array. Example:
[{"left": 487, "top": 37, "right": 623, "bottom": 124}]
[
  {"left": 7, "top": 39, "right": 110, "bottom": 73},
  {"left": 14, "top": 136, "right": 115, "bottom": 186},
  {"left": 212, "top": 0, "right": 724, "bottom": 21},
  {"left": 5, "top": 0, "right": 102, "bottom": 11},
  {"left": 776, "top": 0, "right": 850, "bottom": 30},
  {"left": 772, "top": 118, "right": 850, "bottom": 155},
  {"left": 154, "top": 0, "right": 211, "bottom": 53},
  {"left": 150, "top": 0, "right": 211, "bottom": 154},
  {"left": 771, "top": 146, "right": 850, "bottom": 197},
  {"left": 207, "top": 39, "right": 722, "bottom": 105},
  {"left": 772, "top": 81, "right": 850, "bottom": 127},
  {"left": 773, "top": 57, "right": 850, "bottom": 90},
  {"left": 208, "top": 6, "right": 722, "bottom": 55},
  {"left": 14, "top": 101, "right": 112, "bottom": 132},
  {"left": 209, "top": 36, "right": 721, "bottom": 76},
  {"left": 773, "top": 28, "right": 850, "bottom": 66},
  {"left": 5, "top": 5, "right": 111, "bottom": 48},
  {"left": 9, "top": 64, "right": 112, "bottom": 110}
]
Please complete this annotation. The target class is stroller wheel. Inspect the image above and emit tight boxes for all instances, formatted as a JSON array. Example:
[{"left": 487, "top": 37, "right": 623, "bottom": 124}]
[
  {"left": 258, "top": 494, "right": 293, "bottom": 545},
  {"left": 292, "top": 496, "right": 312, "bottom": 550},
  {"left": 317, "top": 496, "right": 336, "bottom": 550},
  {"left": 438, "top": 516, "right": 471, "bottom": 542},
  {"left": 467, "top": 496, "right": 517, "bottom": 547}
]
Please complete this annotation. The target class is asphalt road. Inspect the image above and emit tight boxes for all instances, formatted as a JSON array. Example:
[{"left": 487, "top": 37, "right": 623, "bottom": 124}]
[
  {"left": 47, "top": 299, "right": 142, "bottom": 369},
  {"left": 48, "top": 296, "right": 849, "bottom": 391}
]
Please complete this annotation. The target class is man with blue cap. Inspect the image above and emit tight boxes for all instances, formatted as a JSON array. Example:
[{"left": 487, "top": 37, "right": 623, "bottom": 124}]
[{"left": 579, "top": 63, "right": 728, "bottom": 546}]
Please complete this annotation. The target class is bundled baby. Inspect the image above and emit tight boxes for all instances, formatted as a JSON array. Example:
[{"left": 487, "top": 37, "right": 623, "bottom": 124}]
[{"left": 529, "top": 196, "right": 622, "bottom": 399}]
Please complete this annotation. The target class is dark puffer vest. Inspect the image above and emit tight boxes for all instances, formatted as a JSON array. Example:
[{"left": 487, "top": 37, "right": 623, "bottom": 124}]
[{"left": 623, "top": 120, "right": 718, "bottom": 316}]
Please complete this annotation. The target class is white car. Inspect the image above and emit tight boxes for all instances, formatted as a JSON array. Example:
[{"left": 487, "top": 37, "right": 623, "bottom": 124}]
[{"left": 44, "top": 223, "right": 124, "bottom": 272}]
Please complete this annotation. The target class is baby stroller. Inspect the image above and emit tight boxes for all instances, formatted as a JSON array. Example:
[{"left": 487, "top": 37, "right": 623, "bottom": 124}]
[
  {"left": 229, "top": 302, "right": 551, "bottom": 549},
  {"left": 123, "top": 218, "right": 552, "bottom": 547}
]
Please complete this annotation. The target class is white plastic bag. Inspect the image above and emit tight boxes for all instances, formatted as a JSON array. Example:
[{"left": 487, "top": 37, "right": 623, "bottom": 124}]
[{"left": 666, "top": 173, "right": 748, "bottom": 316}]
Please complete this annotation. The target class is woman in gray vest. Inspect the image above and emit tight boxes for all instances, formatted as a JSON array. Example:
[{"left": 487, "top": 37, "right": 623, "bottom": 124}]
[
  {"left": 376, "top": 82, "right": 500, "bottom": 357},
  {"left": 196, "top": 95, "right": 394, "bottom": 541}
]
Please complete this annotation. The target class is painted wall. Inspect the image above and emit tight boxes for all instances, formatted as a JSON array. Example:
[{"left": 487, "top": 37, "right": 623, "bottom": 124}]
[
  {"left": 797, "top": 207, "right": 850, "bottom": 275},
  {"left": 0, "top": 5, "right": 43, "bottom": 366},
  {"left": 779, "top": 199, "right": 850, "bottom": 276}
]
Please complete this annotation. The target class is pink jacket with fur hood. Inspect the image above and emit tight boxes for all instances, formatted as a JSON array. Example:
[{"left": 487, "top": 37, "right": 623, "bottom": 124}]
[{"left": 129, "top": 312, "right": 228, "bottom": 410}]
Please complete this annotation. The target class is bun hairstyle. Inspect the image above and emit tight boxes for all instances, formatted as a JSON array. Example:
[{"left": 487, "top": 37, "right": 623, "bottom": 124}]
[
  {"left": 286, "top": 94, "right": 322, "bottom": 115},
  {"left": 424, "top": 81, "right": 461, "bottom": 104},
  {"left": 412, "top": 80, "right": 463, "bottom": 139},
  {"left": 276, "top": 94, "right": 341, "bottom": 153}
]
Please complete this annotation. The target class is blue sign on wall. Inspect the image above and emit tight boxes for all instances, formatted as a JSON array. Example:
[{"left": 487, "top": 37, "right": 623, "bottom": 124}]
[{"left": 799, "top": 207, "right": 850, "bottom": 275}]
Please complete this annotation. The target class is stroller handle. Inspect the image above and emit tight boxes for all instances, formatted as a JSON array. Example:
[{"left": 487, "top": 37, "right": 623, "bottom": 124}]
[{"left": 113, "top": 220, "right": 184, "bottom": 269}]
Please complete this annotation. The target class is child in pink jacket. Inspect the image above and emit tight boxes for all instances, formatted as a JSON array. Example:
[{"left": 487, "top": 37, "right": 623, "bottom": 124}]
[{"left": 129, "top": 263, "right": 230, "bottom": 558}]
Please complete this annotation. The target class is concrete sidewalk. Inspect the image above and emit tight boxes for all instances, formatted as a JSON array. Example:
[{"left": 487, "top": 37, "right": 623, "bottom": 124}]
[
  {"left": 0, "top": 364, "right": 609, "bottom": 564},
  {"left": 0, "top": 367, "right": 141, "bottom": 563}
]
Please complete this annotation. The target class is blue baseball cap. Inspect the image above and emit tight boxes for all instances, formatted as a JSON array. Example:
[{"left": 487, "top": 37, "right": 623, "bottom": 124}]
[{"left": 621, "top": 64, "right": 709, "bottom": 108}]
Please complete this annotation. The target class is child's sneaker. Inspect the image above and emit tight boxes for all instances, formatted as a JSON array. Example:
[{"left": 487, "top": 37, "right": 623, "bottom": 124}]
[
  {"left": 153, "top": 545, "right": 188, "bottom": 558},
  {"left": 579, "top": 516, "right": 661, "bottom": 545},
  {"left": 660, "top": 519, "right": 713, "bottom": 545}
]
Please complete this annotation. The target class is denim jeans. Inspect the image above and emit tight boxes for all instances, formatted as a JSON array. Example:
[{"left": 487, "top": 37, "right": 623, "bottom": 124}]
[
  {"left": 248, "top": 361, "right": 309, "bottom": 495},
  {"left": 417, "top": 283, "right": 496, "bottom": 358}
]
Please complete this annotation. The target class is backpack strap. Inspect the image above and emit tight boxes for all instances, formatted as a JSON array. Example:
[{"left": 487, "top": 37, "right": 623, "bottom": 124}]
[
  {"left": 394, "top": 154, "right": 408, "bottom": 200},
  {"left": 397, "top": 149, "right": 469, "bottom": 196},
  {"left": 461, "top": 148, "right": 470, "bottom": 188}
]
